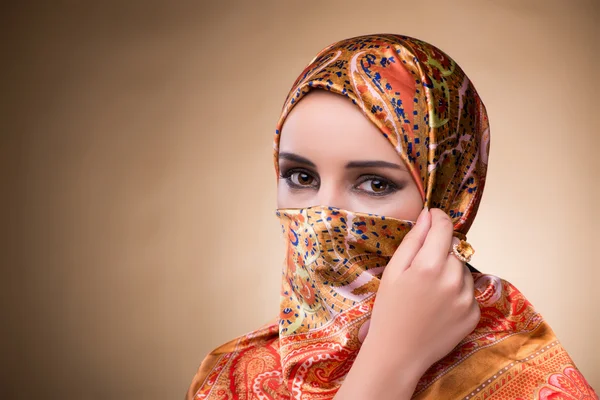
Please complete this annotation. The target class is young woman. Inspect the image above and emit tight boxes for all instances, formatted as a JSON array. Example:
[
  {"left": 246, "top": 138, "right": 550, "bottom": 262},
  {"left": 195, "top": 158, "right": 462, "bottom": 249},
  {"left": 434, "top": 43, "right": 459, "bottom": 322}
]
[{"left": 186, "top": 34, "right": 596, "bottom": 399}]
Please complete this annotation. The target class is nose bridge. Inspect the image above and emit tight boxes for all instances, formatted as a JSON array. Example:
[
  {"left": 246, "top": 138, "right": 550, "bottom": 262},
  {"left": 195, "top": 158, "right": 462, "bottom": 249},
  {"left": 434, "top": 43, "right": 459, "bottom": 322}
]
[{"left": 317, "top": 179, "right": 347, "bottom": 210}]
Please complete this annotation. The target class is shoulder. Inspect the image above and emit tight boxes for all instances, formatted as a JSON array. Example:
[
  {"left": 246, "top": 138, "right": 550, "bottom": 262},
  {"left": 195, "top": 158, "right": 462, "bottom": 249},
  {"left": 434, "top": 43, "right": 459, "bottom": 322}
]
[
  {"left": 185, "top": 320, "right": 280, "bottom": 400},
  {"left": 415, "top": 273, "right": 598, "bottom": 398},
  {"left": 472, "top": 272, "right": 543, "bottom": 333}
]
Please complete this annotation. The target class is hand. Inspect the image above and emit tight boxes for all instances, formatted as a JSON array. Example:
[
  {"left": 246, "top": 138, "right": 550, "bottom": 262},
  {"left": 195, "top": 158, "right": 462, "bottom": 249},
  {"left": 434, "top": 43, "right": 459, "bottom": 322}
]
[
  {"left": 368, "top": 207, "right": 480, "bottom": 371},
  {"left": 335, "top": 207, "right": 480, "bottom": 400}
]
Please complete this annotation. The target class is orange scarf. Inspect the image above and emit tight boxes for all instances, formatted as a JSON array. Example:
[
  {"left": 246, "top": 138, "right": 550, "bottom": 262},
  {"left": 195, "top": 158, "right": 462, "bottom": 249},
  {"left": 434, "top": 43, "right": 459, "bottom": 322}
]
[{"left": 187, "top": 34, "right": 596, "bottom": 399}]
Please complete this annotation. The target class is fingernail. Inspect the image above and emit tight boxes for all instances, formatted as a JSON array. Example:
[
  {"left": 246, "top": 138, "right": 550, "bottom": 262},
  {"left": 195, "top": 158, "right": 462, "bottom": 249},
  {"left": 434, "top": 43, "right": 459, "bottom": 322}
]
[{"left": 416, "top": 206, "right": 429, "bottom": 225}]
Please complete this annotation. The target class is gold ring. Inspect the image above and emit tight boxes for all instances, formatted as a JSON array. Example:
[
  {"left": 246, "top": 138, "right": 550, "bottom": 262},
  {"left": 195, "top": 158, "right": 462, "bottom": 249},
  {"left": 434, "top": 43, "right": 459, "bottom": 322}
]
[{"left": 449, "top": 239, "right": 475, "bottom": 263}]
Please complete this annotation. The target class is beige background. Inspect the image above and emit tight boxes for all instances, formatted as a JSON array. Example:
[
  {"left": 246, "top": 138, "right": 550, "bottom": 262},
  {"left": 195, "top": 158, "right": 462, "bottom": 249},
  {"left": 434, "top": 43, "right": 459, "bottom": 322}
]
[{"left": 2, "top": 1, "right": 598, "bottom": 398}]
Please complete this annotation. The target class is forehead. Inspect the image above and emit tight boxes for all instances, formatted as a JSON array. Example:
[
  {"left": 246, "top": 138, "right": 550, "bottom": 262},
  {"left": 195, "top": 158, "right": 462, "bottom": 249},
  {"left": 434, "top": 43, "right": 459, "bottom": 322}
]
[{"left": 278, "top": 90, "right": 402, "bottom": 164}]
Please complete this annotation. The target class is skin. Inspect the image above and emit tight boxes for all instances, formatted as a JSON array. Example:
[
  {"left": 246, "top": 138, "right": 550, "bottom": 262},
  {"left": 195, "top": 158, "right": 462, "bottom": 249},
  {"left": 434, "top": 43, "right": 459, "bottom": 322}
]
[
  {"left": 278, "top": 90, "right": 480, "bottom": 399},
  {"left": 277, "top": 90, "right": 423, "bottom": 220}
]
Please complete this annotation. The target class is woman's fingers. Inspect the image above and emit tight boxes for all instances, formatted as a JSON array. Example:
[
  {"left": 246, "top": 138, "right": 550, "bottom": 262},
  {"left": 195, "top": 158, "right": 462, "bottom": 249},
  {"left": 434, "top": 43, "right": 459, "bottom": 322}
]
[
  {"left": 383, "top": 207, "right": 431, "bottom": 279},
  {"left": 413, "top": 208, "right": 454, "bottom": 271},
  {"left": 462, "top": 262, "right": 475, "bottom": 293},
  {"left": 445, "top": 237, "right": 467, "bottom": 289}
]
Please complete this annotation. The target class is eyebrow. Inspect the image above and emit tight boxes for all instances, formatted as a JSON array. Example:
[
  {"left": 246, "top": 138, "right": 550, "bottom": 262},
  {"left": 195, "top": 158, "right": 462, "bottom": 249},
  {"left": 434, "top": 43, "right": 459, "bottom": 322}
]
[
  {"left": 345, "top": 160, "right": 405, "bottom": 170},
  {"left": 279, "top": 152, "right": 405, "bottom": 170},
  {"left": 278, "top": 152, "right": 316, "bottom": 167}
]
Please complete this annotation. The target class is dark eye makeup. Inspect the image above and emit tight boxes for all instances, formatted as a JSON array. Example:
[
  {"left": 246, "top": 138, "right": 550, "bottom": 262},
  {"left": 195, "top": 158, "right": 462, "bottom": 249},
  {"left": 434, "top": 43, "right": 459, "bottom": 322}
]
[
  {"left": 279, "top": 167, "right": 403, "bottom": 197},
  {"left": 279, "top": 168, "right": 320, "bottom": 190},
  {"left": 353, "top": 174, "right": 401, "bottom": 196}
]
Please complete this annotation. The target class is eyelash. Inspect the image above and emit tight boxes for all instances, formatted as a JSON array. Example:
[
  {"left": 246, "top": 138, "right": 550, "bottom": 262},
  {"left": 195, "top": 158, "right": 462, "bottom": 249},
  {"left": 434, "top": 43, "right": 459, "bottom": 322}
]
[
  {"left": 354, "top": 174, "right": 400, "bottom": 196},
  {"left": 279, "top": 168, "right": 401, "bottom": 196},
  {"left": 279, "top": 168, "right": 320, "bottom": 189}
]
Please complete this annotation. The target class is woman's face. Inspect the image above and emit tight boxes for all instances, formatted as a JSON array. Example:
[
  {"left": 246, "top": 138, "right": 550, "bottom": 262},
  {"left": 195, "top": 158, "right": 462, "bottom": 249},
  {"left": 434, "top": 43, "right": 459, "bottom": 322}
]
[{"left": 277, "top": 90, "right": 424, "bottom": 221}]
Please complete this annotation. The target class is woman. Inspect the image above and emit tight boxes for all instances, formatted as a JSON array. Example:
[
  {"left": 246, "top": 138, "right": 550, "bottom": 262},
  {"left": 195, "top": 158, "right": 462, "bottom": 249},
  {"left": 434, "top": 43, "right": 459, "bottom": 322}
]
[{"left": 186, "top": 34, "right": 596, "bottom": 399}]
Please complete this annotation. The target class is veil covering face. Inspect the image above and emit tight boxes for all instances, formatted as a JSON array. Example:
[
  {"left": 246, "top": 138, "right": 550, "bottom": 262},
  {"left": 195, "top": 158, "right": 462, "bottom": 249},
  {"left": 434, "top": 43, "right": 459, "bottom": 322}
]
[{"left": 186, "top": 34, "right": 597, "bottom": 400}]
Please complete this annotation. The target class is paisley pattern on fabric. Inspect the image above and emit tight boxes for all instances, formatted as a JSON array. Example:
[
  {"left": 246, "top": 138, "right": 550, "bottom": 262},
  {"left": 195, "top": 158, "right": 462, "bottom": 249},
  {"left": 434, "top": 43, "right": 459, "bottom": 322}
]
[
  {"left": 277, "top": 207, "right": 413, "bottom": 398},
  {"left": 536, "top": 366, "right": 598, "bottom": 399},
  {"left": 186, "top": 34, "right": 596, "bottom": 399}
]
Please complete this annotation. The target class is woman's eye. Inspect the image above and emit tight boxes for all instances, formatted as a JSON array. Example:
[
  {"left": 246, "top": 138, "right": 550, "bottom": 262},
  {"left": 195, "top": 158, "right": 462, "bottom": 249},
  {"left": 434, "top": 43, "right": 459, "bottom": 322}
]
[
  {"left": 283, "top": 170, "right": 318, "bottom": 188},
  {"left": 293, "top": 172, "right": 315, "bottom": 186},
  {"left": 356, "top": 177, "right": 397, "bottom": 195}
]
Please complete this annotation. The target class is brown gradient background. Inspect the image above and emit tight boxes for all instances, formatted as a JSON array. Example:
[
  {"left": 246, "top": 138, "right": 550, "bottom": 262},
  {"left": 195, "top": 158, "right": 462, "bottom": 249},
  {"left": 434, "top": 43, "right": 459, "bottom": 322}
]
[{"left": 2, "top": 1, "right": 598, "bottom": 399}]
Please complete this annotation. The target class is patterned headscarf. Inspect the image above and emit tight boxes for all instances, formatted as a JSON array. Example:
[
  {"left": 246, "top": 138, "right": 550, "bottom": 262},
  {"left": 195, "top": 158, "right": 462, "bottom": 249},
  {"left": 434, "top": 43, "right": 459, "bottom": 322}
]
[{"left": 274, "top": 33, "right": 490, "bottom": 238}]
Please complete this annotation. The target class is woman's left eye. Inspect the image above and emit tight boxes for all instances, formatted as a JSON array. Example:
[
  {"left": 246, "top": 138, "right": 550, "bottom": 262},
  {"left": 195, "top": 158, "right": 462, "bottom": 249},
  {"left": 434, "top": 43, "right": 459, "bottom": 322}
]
[{"left": 355, "top": 177, "right": 398, "bottom": 195}]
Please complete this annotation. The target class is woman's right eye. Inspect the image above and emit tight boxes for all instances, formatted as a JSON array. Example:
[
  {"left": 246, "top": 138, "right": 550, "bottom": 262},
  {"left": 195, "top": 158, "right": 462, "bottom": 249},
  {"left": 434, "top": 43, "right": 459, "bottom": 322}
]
[{"left": 282, "top": 170, "right": 319, "bottom": 189}]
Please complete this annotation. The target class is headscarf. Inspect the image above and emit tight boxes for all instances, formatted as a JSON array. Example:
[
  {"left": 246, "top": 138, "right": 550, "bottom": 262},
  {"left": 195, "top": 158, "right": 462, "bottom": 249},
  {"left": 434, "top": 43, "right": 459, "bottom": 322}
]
[
  {"left": 274, "top": 33, "right": 490, "bottom": 238},
  {"left": 187, "top": 34, "right": 597, "bottom": 400}
]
